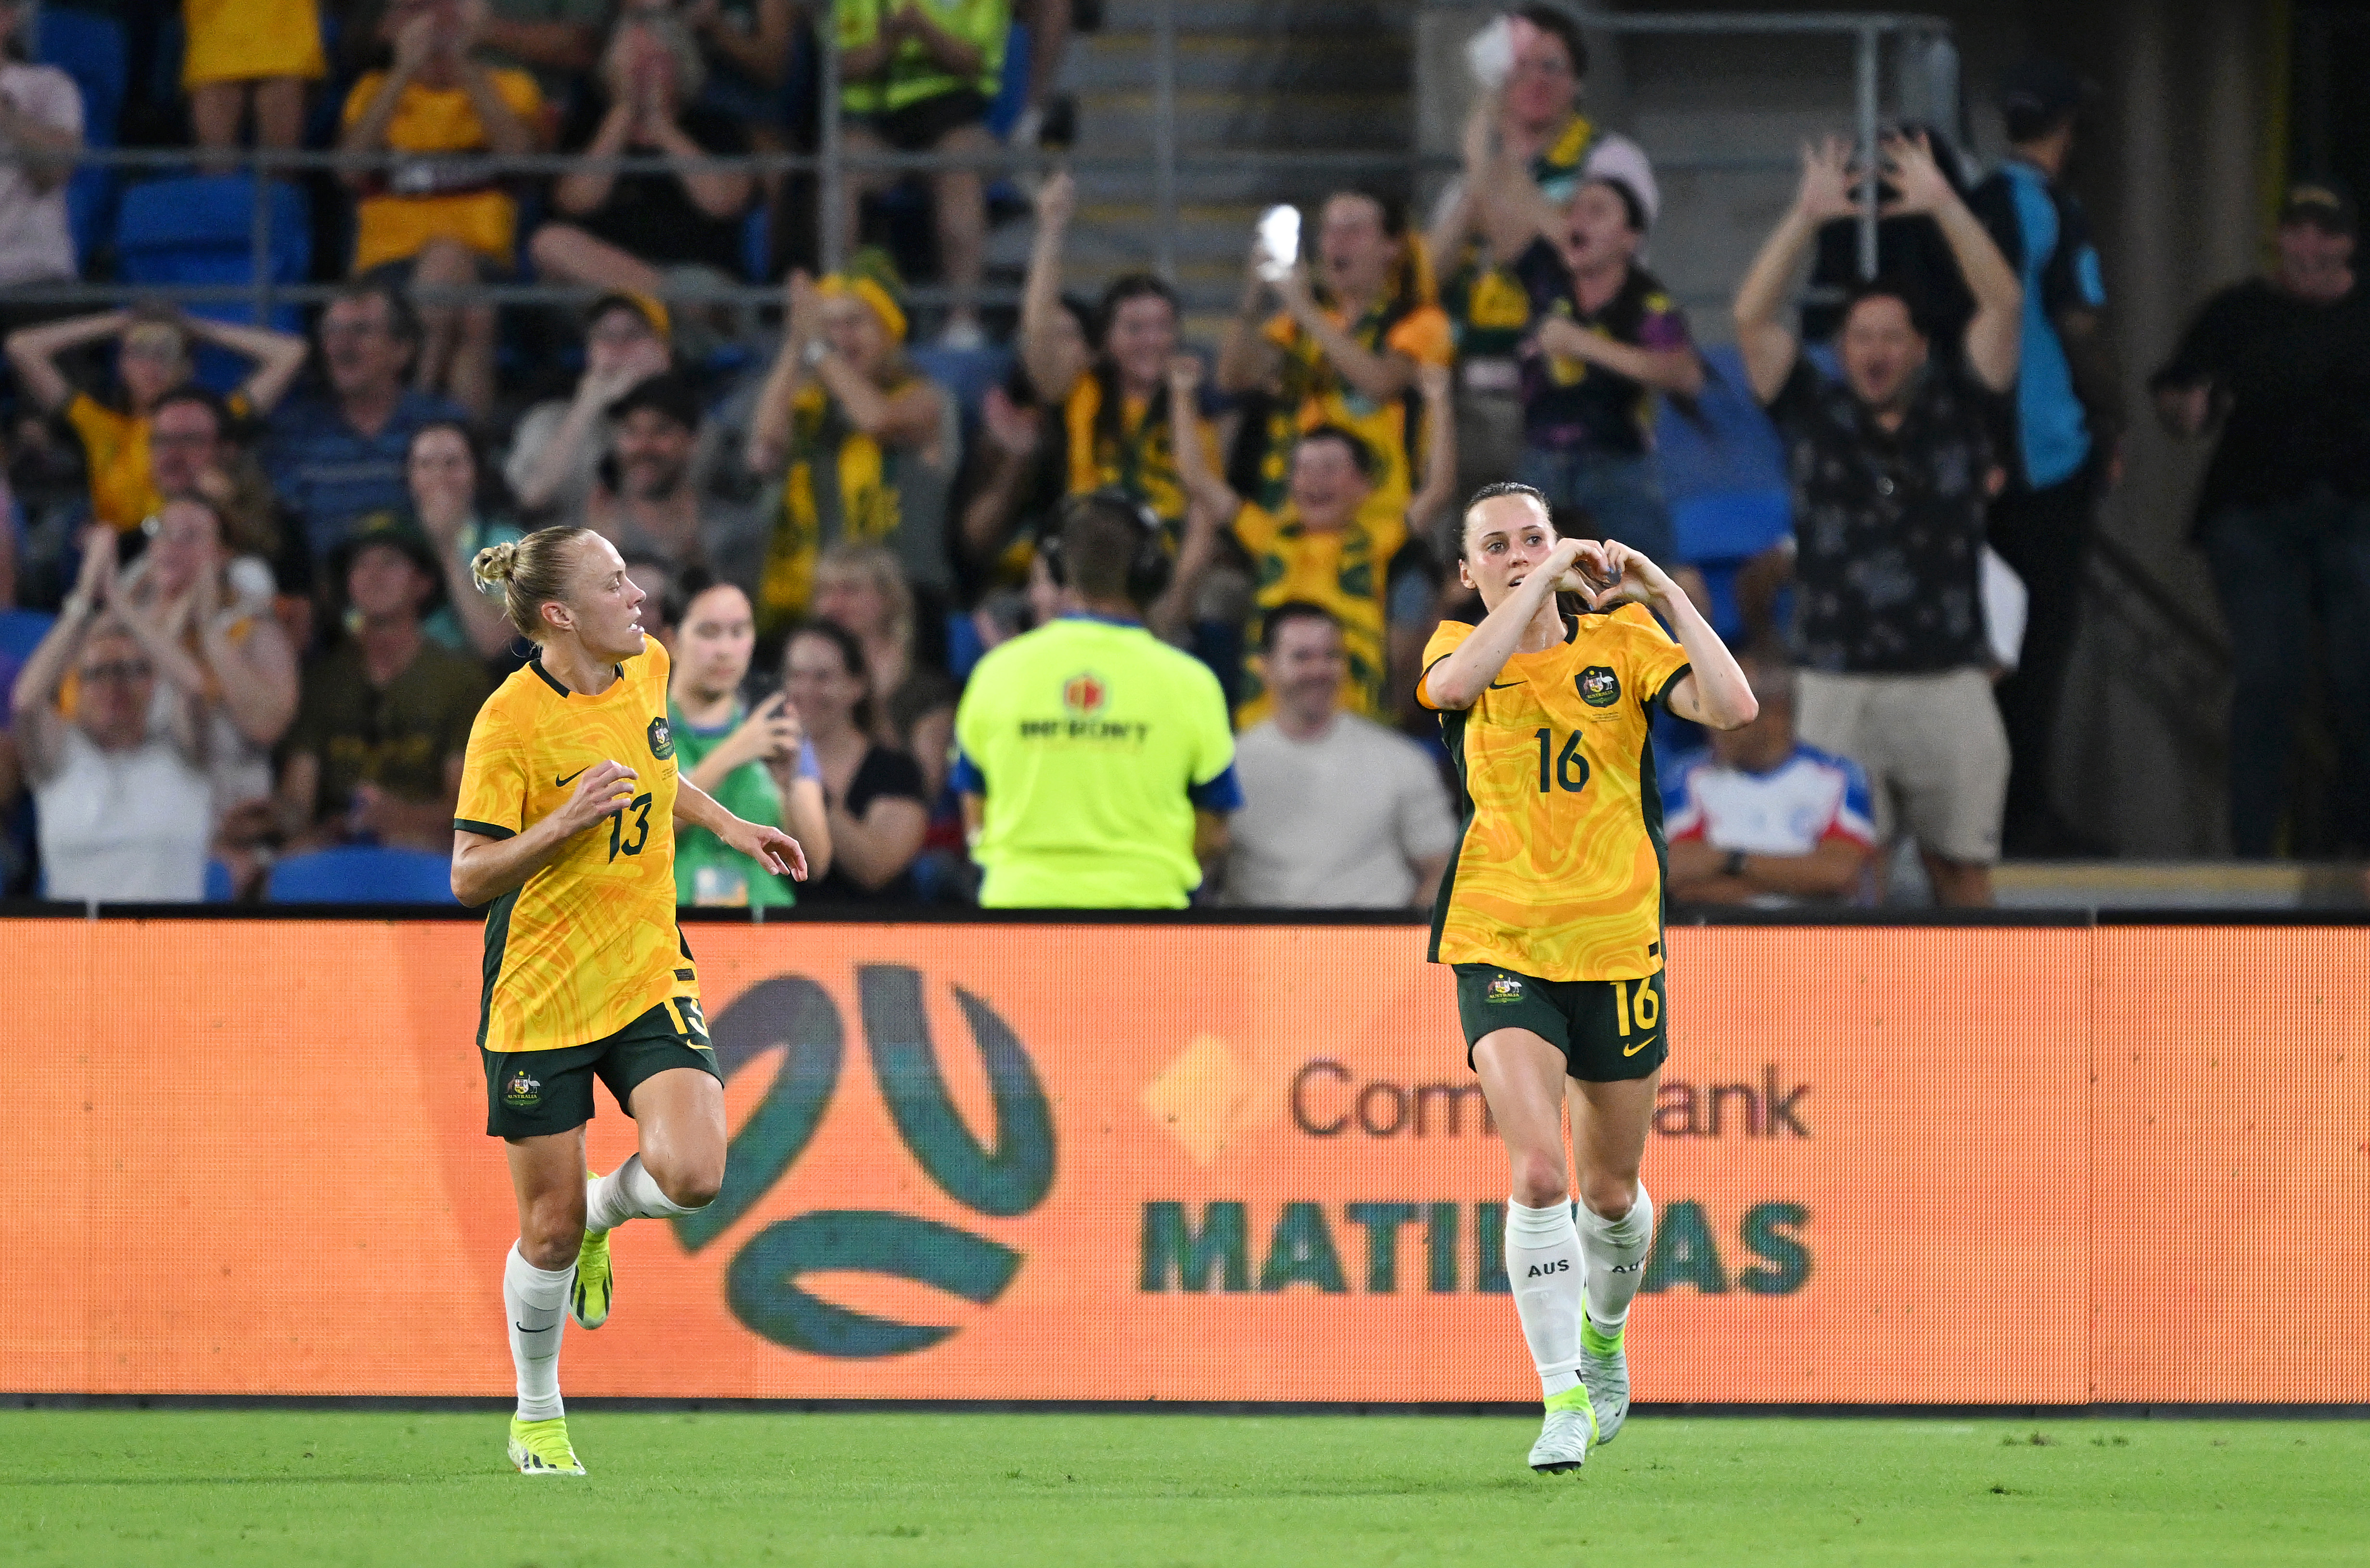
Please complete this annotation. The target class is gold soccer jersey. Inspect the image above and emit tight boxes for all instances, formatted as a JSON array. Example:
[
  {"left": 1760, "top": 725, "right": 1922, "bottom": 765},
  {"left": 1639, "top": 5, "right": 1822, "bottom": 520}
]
[
  {"left": 1421, "top": 606, "right": 1692, "bottom": 981},
  {"left": 454, "top": 640, "right": 696, "bottom": 1054}
]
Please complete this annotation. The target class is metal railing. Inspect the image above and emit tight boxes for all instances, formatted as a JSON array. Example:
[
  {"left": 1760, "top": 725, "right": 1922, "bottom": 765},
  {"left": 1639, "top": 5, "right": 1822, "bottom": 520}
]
[{"left": 0, "top": 3, "right": 1953, "bottom": 325}]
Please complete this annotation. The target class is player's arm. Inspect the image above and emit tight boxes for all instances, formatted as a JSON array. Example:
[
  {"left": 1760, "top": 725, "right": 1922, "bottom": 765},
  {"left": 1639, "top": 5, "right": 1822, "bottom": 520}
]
[
  {"left": 1591, "top": 542, "right": 1758, "bottom": 731},
  {"left": 1420, "top": 536, "right": 1592, "bottom": 709},
  {"left": 674, "top": 774, "right": 809, "bottom": 881},
  {"left": 451, "top": 760, "right": 640, "bottom": 906}
]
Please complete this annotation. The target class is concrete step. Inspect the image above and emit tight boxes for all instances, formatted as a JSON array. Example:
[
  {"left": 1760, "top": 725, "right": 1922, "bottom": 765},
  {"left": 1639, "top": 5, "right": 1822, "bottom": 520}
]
[
  {"left": 1072, "top": 32, "right": 1409, "bottom": 94},
  {"left": 1074, "top": 87, "right": 1414, "bottom": 150}
]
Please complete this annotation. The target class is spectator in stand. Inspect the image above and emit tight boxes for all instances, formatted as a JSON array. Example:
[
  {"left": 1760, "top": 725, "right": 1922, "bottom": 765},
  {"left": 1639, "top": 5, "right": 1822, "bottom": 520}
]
[
  {"left": 146, "top": 387, "right": 284, "bottom": 569},
  {"left": 506, "top": 292, "right": 674, "bottom": 523},
  {"left": 683, "top": 0, "right": 796, "bottom": 143},
  {"left": 1663, "top": 654, "right": 1877, "bottom": 906},
  {"left": 277, "top": 513, "right": 493, "bottom": 851},
  {"left": 339, "top": 0, "right": 546, "bottom": 417},
  {"left": 954, "top": 495, "right": 1240, "bottom": 909},
  {"left": 783, "top": 620, "right": 927, "bottom": 902},
  {"left": 809, "top": 540, "right": 923, "bottom": 730},
  {"left": 956, "top": 303, "right": 1089, "bottom": 597},
  {"left": 835, "top": 0, "right": 1009, "bottom": 348},
  {"left": 1170, "top": 354, "right": 1456, "bottom": 724},
  {"left": 1218, "top": 190, "right": 1454, "bottom": 541},
  {"left": 1220, "top": 602, "right": 1456, "bottom": 909},
  {"left": 585, "top": 369, "right": 765, "bottom": 599},
  {"left": 1463, "top": 162, "right": 1701, "bottom": 564},
  {"left": 1733, "top": 133, "right": 2022, "bottom": 906},
  {"left": 268, "top": 282, "right": 472, "bottom": 564},
  {"left": 745, "top": 257, "right": 958, "bottom": 628},
  {"left": 1426, "top": 5, "right": 1656, "bottom": 489},
  {"left": 622, "top": 549, "right": 682, "bottom": 649},
  {"left": 7, "top": 307, "right": 309, "bottom": 534},
  {"left": 478, "top": 0, "right": 607, "bottom": 101},
  {"left": 2153, "top": 181, "right": 2370, "bottom": 857},
  {"left": 109, "top": 494, "right": 298, "bottom": 891},
  {"left": 669, "top": 577, "right": 832, "bottom": 906},
  {"left": 0, "top": 0, "right": 83, "bottom": 303},
  {"left": 405, "top": 420, "right": 522, "bottom": 659},
  {"left": 184, "top": 0, "right": 326, "bottom": 153},
  {"left": 886, "top": 667, "right": 966, "bottom": 898},
  {"left": 530, "top": 8, "right": 757, "bottom": 358},
  {"left": 13, "top": 536, "right": 212, "bottom": 900},
  {"left": 1020, "top": 172, "right": 1222, "bottom": 546},
  {"left": 1971, "top": 59, "right": 2121, "bottom": 858}
]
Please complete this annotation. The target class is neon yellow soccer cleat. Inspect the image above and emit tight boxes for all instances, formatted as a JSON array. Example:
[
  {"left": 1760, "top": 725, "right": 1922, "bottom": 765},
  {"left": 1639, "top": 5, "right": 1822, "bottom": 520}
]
[
  {"left": 572, "top": 1172, "right": 612, "bottom": 1330},
  {"left": 1529, "top": 1384, "right": 1598, "bottom": 1474},
  {"left": 508, "top": 1416, "right": 585, "bottom": 1476}
]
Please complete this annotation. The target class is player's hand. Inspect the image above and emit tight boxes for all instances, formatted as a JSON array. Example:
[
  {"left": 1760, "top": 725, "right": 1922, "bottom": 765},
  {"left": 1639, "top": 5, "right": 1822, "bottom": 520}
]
[
  {"left": 722, "top": 818, "right": 808, "bottom": 881},
  {"left": 553, "top": 760, "right": 638, "bottom": 836},
  {"left": 1532, "top": 535, "right": 1590, "bottom": 593},
  {"left": 1570, "top": 538, "right": 1676, "bottom": 611}
]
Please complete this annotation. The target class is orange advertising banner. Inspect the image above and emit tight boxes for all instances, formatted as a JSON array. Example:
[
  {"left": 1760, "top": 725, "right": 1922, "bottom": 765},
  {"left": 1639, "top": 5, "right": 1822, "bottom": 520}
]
[{"left": 4, "top": 919, "right": 2364, "bottom": 1404}]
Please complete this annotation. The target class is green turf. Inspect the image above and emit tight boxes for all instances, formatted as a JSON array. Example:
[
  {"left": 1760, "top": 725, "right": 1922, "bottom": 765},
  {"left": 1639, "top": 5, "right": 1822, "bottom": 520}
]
[{"left": 2, "top": 1410, "right": 2362, "bottom": 1567}]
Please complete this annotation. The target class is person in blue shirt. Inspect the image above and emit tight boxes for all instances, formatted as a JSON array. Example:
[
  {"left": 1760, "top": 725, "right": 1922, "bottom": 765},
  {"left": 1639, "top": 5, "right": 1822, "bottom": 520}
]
[
  {"left": 263, "top": 281, "right": 470, "bottom": 573},
  {"left": 1970, "top": 59, "right": 2122, "bottom": 858}
]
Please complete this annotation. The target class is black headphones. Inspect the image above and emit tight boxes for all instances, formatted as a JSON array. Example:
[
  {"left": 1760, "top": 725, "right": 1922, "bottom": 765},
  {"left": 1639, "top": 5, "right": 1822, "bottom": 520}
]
[{"left": 1040, "top": 489, "right": 1172, "bottom": 608}]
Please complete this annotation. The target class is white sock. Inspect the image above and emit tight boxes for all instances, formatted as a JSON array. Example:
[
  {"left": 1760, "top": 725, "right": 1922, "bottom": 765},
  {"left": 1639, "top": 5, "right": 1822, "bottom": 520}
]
[
  {"left": 504, "top": 1243, "right": 573, "bottom": 1422},
  {"left": 1576, "top": 1185, "right": 1656, "bottom": 1333},
  {"left": 584, "top": 1153, "right": 697, "bottom": 1235},
  {"left": 1504, "top": 1198, "right": 1587, "bottom": 1399}
]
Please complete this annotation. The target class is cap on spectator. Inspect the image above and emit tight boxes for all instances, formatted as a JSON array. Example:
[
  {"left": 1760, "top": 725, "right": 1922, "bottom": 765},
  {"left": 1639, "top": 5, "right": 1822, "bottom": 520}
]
[
  {"left": 336, "top": 512, "right": 447, "bottom": 608},
  {"left": 819, "top": 248, "right": 908, "bottom": 344},
  {"left": 1996, "top": 58, "right": 2091, "bottom": 130},
  {"left": 609, "top": 370, "right": 703, "bottom": 431},
  {"left": 2280, "top": 180, "right": 2357, "bottom": 236},
  {"left": 589, "top": 290, "right": 671, "bottom": 341}
]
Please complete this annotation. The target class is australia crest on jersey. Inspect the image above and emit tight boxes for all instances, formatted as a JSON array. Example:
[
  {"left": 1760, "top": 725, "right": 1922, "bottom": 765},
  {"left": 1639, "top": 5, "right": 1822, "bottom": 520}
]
[
  {"left": 503, "top": 1070, "right": 542, "bottom": 1108},
  {"left": 1578, "top": 665, "right": 1621, "bottom": 708},
  {"left": 1486, "top": 974, "right": 1524, "bottom": 1003},
  {"left": 648, "top": 714, "right": 675, "bottom": 760}
]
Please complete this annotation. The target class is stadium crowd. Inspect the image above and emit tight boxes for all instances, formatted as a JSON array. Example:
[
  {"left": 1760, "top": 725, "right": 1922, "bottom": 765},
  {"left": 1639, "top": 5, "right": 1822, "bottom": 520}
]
[{"left": 0, "top": 1, "right": 2364, "bottom": 909}]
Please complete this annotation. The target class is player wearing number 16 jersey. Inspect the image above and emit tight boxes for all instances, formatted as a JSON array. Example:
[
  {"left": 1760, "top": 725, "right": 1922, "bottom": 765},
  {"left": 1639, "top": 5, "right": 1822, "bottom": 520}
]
[
  {"left": 1418, "top": 483, "right": 1756, "bottom": 1475},
  {"left": 451, "top": 527, "right": 807, "bottom": 1477}
]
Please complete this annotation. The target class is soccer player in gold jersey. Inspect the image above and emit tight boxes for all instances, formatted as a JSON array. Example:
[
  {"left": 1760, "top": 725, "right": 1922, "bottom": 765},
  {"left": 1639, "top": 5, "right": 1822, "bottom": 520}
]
[
  {"left": 1419, "top": 482, "right": 1755, "bottom": 1472},
  {"left": 450, "top": 527, "right": 808, "bottom": 1476}
]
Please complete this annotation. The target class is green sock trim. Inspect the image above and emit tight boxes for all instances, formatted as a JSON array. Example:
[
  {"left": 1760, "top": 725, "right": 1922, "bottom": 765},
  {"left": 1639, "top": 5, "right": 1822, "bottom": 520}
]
[
  {"left": 1544, "top": 1385, "right": 1592, "bottom": 1414},
  {"left": 1581, "top": 1317, "right": 1624, "bottom": 1357}
]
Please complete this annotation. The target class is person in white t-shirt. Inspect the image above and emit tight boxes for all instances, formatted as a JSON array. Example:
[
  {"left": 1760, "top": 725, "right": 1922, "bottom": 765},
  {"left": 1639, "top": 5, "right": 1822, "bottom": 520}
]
[
  {"left": 12, "top": 533, "right": 212, "bottom": 901},
  {"left": 0, "top": 1, "right": 83, "bottom": 291},
  {"left": 1223, "top": 601, "right": 1457, "bottom": 909},
  {"left": 1661, "top": 656, "right": 1876, "bottom": 907}
]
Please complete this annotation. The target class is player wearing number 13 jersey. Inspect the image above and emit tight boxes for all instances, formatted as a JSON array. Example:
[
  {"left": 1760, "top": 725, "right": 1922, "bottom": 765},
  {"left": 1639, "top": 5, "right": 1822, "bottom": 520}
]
[
  {"left": 1419, "top": 483, "right": 1755, "bottom": 1477},
  {"left": 450, "top": 527, "right": 807, "bottom": 1479}
]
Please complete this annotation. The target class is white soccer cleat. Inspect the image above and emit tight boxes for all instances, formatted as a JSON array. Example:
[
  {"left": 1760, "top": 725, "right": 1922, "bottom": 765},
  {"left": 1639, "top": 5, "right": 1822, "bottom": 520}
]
[
  {"left": 1579, "top": 1317, "right": 1631, "bottom": 1445},
  {"left": 1528, "top": 1389, "right": 1597, "bottom": 1474}
]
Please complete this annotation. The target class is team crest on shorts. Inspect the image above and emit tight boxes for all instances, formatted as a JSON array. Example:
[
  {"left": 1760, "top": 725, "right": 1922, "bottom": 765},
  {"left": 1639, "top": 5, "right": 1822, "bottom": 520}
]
[
  {"left": 1486, "top": 974, "right": 1523, "bottom": 1003},
  {"left": 503, "top": 1070, "right": 541, "bottom": 1108},
  {"left": 647, "top": 715, "right": 675, "bottom": 759},
  {"left": 1578, "top": 666, "right": 1621, "bottom": 708}
]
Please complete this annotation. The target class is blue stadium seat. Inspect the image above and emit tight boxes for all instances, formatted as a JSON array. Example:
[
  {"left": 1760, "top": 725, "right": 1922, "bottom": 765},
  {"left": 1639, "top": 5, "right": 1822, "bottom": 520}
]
[
  {"left": 0, "top": 607, "right": 55, "bottom": 666},
  {"left": 266, "top": 846, "right": 459, "bottom": 905},
  {"left": 32, "top": 5, "right": 126, "bottom": 266},
  {"left": 202, "top": 858, "right": 235, "bottom": 903},
  {"left": 907, "top": 345, "right": 1013, "bottom": 423},
  {"left": 115, "top": 176, "right": 311, "bottom": 389},
  {"left": 1653, "top": 345, "right": 1794, "bottom": 645}
]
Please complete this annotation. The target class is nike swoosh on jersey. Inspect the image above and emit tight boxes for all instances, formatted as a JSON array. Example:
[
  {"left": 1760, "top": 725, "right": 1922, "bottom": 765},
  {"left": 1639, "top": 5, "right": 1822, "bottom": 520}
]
[
  {"left": 554, "top": 767, "right": 588, "bottom": 787},
  {"left": 1487, "top": 680, "right": 1522, "bottom": 690},
  {"left": 1623, "top": 1035, "right": 1658, "bottom": 1057}
]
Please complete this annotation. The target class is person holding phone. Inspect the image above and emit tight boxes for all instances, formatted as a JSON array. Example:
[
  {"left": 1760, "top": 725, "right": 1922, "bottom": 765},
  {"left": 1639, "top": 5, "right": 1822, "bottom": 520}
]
[{"left": 667, "top": 577, "right": 831, "bottom": 906}]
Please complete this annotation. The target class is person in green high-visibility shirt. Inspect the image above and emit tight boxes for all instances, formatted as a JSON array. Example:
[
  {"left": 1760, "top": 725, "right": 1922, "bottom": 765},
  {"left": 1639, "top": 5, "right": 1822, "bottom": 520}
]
[
  {"left": 954, "top": 494, "right": 1241, "bottom": 908},
  {"left": 836, "top": 0, "right": 1009, "bottom": 348},
  {"left": 668, "top": 577, "right": 834, "bottom": 906}
]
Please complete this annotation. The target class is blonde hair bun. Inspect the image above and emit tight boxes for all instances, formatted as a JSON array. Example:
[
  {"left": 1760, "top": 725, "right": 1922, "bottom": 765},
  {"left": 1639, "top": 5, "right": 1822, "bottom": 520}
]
[{"left": 471, "top": 541, "right": 522, "bottom": 594}]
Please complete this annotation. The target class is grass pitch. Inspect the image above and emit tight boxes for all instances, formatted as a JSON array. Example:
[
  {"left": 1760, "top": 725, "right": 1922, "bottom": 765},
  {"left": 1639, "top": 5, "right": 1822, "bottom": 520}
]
[{"left": 2, "top": 1410, "right": 2361, "bottom": 1567}]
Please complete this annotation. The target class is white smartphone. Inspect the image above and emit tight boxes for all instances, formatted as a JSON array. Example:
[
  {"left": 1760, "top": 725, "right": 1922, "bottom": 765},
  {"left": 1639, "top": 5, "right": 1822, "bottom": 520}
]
[{"left": 1255, "top": 204, "right": 1301, "bottom": 282}]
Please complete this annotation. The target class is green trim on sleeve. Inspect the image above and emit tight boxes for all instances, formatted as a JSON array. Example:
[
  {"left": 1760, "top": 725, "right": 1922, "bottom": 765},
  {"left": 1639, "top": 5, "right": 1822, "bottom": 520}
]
[{"left": 454, "top": 818, "right": 516, "bottom": 840}]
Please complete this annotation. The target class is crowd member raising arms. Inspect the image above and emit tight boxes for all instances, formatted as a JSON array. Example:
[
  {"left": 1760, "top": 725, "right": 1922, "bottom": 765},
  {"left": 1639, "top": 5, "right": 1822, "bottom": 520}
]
[
  {"left": 6, "top": 305, "right": 308, "bottom": 533},
  {"left": 746, "top": 256, "right": 958, "bottom": 628},
  {"left": 1218, "top": 189, "right": 1454, "bottom": 540},
  {"left": 1020, "top": 171, "right": 1223, "bottom": 549}
]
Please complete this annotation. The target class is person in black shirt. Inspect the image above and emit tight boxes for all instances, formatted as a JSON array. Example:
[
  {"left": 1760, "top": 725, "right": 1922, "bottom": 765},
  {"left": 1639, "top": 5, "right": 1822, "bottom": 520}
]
[
  {"left": 1469, "top": 167, "right": 1702, "bottom": 562},
  {"left": 2152, "top": 182, "right": 2370, "bottom": 856},
  {"left": 1734, "top": 131, "right": 2024, "bottom": 906},
  {"left": 781, "top": 620, "right": 929, "bottom": 901},
  {"left": 528, "top": 9, "right": 754, "bottom": 354}
]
